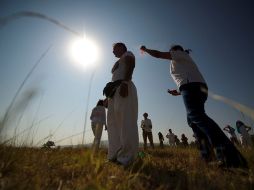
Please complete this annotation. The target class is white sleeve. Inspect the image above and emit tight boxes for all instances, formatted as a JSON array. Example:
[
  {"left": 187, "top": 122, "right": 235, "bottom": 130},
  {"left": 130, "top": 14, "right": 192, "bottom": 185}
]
[{"left": 170, "top": 50, "right": 190, "bottom": 62}]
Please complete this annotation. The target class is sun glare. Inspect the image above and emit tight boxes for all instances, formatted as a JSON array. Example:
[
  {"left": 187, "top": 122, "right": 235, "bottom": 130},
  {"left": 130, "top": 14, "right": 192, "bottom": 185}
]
[{"left": 70, "top": 36, "right": 99, "bottom": 68}]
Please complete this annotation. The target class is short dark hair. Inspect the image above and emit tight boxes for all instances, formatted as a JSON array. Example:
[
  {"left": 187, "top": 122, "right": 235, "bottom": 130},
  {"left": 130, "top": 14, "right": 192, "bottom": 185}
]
[
  {"left": 170, "top": 45, "right": 184, "bottom": 51},
  {"left": 113, "top": 42, "right": 127, "bottom": 52},
  {"left": 97, "top": 99, "right": 104, "bottom": 106},
  {"left": 236, "top": 120, "right": 244, "bottom": 127},
  {"left": 170, "top": 44, "right": 192, "bottom": 54},
  {"left": 143, "top": 112, "right": 148, "bottom": 117}
]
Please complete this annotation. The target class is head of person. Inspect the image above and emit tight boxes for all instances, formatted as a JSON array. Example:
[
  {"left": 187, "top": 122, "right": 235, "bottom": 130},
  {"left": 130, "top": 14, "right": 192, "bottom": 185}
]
[
  {"left": 113, "top": 42, "right": 127, "bottom": 58},
  {"left": 97, "top": 99, "right": 104, "bottom": 106},
  {"left": 143, "top": 112, "right": 148, "bottom": 119},
  {"left": 170, "top": 44, "right": 191, "bottom": 54},
  {"left": 169, "top": 129, "right": 172, "bottom": 133},
  {"left": 236, "top": 120, "right": 244, "bottom": 127}
]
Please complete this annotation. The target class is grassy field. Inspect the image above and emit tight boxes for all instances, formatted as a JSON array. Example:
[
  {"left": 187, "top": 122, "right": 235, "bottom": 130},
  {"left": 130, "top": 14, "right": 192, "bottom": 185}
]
[{"left": 0, "top": 145, "right": 253, "bottom": 190}]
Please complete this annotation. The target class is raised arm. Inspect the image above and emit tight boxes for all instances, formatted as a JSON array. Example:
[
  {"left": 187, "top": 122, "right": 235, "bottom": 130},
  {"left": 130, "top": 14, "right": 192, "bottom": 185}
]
[{"left": 140, "top": 46, "right": 172, "bottom": 60}]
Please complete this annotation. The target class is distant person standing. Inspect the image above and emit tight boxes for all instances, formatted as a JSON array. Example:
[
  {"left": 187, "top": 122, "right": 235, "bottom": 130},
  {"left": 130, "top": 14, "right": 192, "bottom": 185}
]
[
  {"left": 174, "top": 135, "right": 181, "bottom": 146},
  {"left": 90, "top": 100, "right": 107, "bottom": 152},
  {"left": 236, "top": 120, "right": 253, "bottom": 148},
  {"left": 141, "top": 112, "right": 154, "bottom": 149},
  {"left": 181, "top": 134, "right": 188, "bottom": 147},
  {"left": 140, "top": 44, "right": 247, "bottom": 168},
  {"left": 166, "top": 129, "right": 175, "bottom": 146},
  {"left": 158, "top": 132, "right": 164, "bottom": 148},
  {"left": 106, "top": 42, "right": 139, "bottom": 166},
  {"left": 223, "top": 125, "right": 239, "bottom": 146}
]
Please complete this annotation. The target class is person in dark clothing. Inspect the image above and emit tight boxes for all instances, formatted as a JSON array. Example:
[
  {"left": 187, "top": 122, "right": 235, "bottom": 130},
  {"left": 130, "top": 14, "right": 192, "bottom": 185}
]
[{"left": 158, "top": 132, "right": 164, "bottom": 148}]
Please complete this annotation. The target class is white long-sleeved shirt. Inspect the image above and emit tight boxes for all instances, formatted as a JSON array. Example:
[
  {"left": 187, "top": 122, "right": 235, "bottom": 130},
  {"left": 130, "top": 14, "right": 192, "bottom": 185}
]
[
  {"left": 170, "top": 50, "right": 206, "bottom": 89},
  {"left": 90, "top": 105, "right": 106, "bottom": 125},
  {"left": 141, "top": 119, "right": 152, "bottom": 132}
]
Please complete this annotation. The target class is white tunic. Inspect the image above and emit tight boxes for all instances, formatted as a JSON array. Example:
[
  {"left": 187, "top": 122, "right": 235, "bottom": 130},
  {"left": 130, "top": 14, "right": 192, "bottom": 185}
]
[
  {"left": 141, "top": 119, "right": 152, "bottom": 132},
  {"left": 170, "top": 50, "right": 206, "bottom": 89},
  {"left": 107, "top": 51, "right": 139, "bottom": 166}
]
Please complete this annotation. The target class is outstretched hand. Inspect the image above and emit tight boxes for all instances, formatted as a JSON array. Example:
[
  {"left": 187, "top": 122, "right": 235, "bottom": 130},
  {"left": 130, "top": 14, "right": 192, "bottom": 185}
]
[
  {"left": 140, "top": 45, "right": 146, "bottom": 51},
  {"left": 167, "top": 89, "right": 181, "bottom": 96}
]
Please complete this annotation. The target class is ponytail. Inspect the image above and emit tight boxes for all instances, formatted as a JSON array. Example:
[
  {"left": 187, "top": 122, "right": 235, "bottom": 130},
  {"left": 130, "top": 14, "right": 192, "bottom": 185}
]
[{"left": 184, "top": 49, "right": 192, "bottom": 54}]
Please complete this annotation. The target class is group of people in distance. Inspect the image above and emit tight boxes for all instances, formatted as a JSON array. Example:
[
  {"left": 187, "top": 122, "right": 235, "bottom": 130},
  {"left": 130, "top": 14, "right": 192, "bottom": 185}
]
[
  {"left": 140, "top": 112, "right": 189, "bottom": 149},
  {"left": 89, "top": 42, "right": 252, "bottom": 169},
  {"left": 158, "top": 128, "right": 188, "bottom": 148}
]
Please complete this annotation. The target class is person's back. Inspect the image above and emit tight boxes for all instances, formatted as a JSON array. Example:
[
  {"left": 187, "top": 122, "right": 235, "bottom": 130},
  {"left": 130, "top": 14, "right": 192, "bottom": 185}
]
[{"left": 90, "top": 106, "right": 106, "bottom": 125}]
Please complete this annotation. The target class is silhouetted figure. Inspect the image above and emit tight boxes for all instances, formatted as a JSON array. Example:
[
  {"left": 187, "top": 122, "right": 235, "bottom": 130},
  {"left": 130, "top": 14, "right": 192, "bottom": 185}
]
[
  {"left": 141, "top": 112, "right": 154, "bottom": 149},
  {"left": 158, "top": 132, "right": 164, "bottom": 148},
  {"left": 223, "top": 125, "right": 239, "bottom": 146},
  {"left": 174, "top": 135, "right": 180, "bottom": 146},
  {"left": 106, "top": 42, "right": 138, "bottom": 167},
  {"left": 166, "top": 129, "right": 175, "bottom": 146},
  {"left": 90, "top": 99, "right": 107, "bottom": 153},
  {"left": 140, "top": 44, "right": 248, "bottom": 168},
  {"left": 181, "top": 134, "right": 188, "bottom": 147},
  {"left": 236, "top": 120, "right": 253, "bottom": 148}
]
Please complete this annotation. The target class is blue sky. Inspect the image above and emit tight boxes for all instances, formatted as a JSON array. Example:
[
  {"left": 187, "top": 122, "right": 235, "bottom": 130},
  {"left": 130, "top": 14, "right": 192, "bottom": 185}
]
[{"left": 0, "top": 0, "right": 254, "bottom": 146}]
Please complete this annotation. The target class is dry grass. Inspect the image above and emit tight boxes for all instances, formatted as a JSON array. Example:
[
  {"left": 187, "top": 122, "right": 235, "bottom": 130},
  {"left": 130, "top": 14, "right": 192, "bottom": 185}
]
[{"left": 0, "top": 145, "right": 253, "bottom": 190}]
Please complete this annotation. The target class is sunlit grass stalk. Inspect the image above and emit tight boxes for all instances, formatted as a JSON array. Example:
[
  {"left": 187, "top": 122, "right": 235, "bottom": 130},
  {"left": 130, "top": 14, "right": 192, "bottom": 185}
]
[
  {"left": 26, "top": 93, "right": 44, "bottom": 146},
  {"left": 0, "top": 45, "right": 52, "bottom": 136},
  {"left": 82, "top": 70, "right": 96, "bottom": 145},
  {"left": 2, "top": 115, "right": 51, "bottom": 145}
]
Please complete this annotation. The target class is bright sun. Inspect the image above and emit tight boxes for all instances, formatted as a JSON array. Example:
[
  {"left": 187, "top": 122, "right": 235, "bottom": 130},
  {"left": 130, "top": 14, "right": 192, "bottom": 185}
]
[{"left": 70, "top": 36, "right": 99, "bottom": 68}]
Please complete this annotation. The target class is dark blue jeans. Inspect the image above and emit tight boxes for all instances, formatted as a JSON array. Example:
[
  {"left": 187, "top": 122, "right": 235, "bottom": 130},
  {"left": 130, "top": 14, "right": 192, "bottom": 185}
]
[{"left": 180, "top": 82, "right": 247, "bottom": 167}]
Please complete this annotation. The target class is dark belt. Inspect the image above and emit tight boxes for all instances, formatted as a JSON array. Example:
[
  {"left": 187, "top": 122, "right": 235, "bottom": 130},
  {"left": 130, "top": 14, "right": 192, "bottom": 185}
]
[
  {"left": 179, "top": 82, "right": 208, "bottom": 92},
  {"left": 103, "top": 80, "right": 123, "bottom": 98}
]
